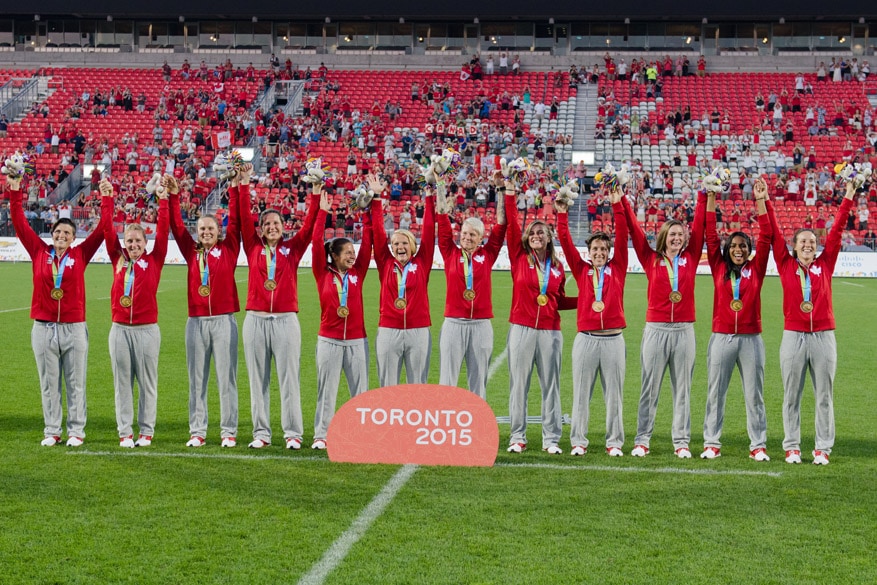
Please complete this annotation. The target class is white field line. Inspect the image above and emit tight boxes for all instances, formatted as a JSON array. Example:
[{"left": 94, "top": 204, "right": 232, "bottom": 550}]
[
  {"left": 496, "top": 461, "right": 782, "bottom": 478},
  {"left": 840, "top": 281, "right": 865, "bottom": 288},
  {"left": 296, "top": 464, "right": 418, "bottom": 585},
  {"left": 67, "top": 450, "right": 329, "bottom": 462},
  {"left": 486, "top": 346, "right": 508, "bottom": 381},
  {"left": 0, "top": 306, "right": 31, "bottom": 313}
]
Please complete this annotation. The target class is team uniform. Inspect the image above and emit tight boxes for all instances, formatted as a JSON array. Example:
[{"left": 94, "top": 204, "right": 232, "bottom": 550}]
[
  {"left": 311, "top": 209, "right": 373, "bottom": 443},
  {"left": 169, "top": 186, "right": 241, "bottom": 444},
  {"left": 768, "top": 197, "right": 852, "bottom": 460},
  {"left": 556, "top": 201, "right": 628, "bottom": 453},
  {"left": 505, "top": 194, "right": 577, "bottom": 451},
  {"left": 239, "top": 186, "right": 321, "bottom": 447},
  {"left": 370, "top": 196, "right": 435, "bottom": 386},
  {"left": 102, "top": 196, "right": 169, "bottom": 445},
  {"left": 624, "top": 192, "right": 706, "bottom": 453},
  {"left": 437, "top": 213, "right": 507, "bottom": 399},
  {"left": 703, "top": 207, "right": 771, "bottom": 455},
  {"left": 10, "top": 187, "right": 106, "bottom": 443}
]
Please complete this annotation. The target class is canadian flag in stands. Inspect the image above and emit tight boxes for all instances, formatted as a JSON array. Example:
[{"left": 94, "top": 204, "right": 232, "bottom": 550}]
[{"left": 212, "top": 131, "right": 231, "bottom": 150}]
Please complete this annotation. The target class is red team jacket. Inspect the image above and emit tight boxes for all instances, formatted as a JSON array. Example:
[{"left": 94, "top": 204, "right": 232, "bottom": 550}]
[{"left": 102, "top": 196, "right": 169, "bottom": 325}]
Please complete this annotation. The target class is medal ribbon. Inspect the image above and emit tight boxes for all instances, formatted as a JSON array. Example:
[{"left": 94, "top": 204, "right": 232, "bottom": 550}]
[
  {"left": 264, "top": 245, "right": 276, "bottom": 281},
  {"left": 123, "top": 259, "right": 135, "bottom": 298},
  {"left": 663, "top": 254, "right": 679, "bottom": 294},
  {"left": 532, "top": 253, "right": 551, "bottom": 296},
  {"left": 798, "top": 264, "right": 811, "bottom": 303},
  {"left": 395, "top": 263, "right": 411, "bottom": 301},
  {"left": 462, "top": 251, "right": 473, "bottom": 291},
  {"left": 50, "top": 249, "right": 69, "bottom": 290},
  {"left": 198, "top": 249, "right": 210, "bottom": 287},
  {"left": 730, "top": 271, "right": 741, "bottom": 301},
  {"left": 333, "top": 270, "right": 349, "bottom": 308},
  {"left": 592, "top": 265, "right": 606, "bottom": 303}
]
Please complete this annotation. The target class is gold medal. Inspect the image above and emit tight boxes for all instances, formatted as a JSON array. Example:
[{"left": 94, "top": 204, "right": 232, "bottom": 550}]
[
  {"left": 536, "top": 294, "right": 548, "bottom": 306},
  {"left": 394, "top": 298, "right": 407, "bottom": 309},
  {"left": 337, "top": 306, "right": 350, "bottom": 318},
  {"left": 592, "top": 300, "right": 605, "bottom": 313},
  {"left": 120, "top": 295, "right": 133, "bottom": 308},
  {"left": 800, "top": 301, "right": 814, "bottom": 313},
  {"left": 198, "top": 285, "right": 211, "bottom": 297},
  {"left": 730, "top": 299, "right": 743, "bottom": 312},
  {"left": 264, "top": 279, "right": 277, "bottom": 291},
  {"left": 51, "top": 288, "right": 64, "bottom": 300},
  {"left": 463, "top": 289, "right": 476, "bottom": 301},
  {"left": 669, "top": 291, "right": 682, "bottom": 303}
]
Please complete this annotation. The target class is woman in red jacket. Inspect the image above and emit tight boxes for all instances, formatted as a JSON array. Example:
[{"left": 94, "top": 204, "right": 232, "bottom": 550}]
[
  {"left": 701, "top": 179, "right": 771, "bottom": 461},
  {"left": 238, "top": 163, "right": 322, "bottom": 450},
  {"left": 556, "top": 185, "right": 628, "bottom": 457},
  {"left": 368, "top": 173, "right": 435, "bottom": 387},
  {"left": 504, "top": 183, "right": 576, "bottom": 454},
  {"left": 101, "top": 177, "right": 169, "bottom": 448},
  {"left": 7, "top": 171, "right": 107, "bottom": 447},
  {"left": 437, "top": 180, "right": 507, "bottom": 399},
  {"left": 166, "top": 170, "right": 240, "bottom": 448},
  {"left": 623, "top": 186, "right": 706, "bottom": 458},
  {"left": 310, "top": 194, "right": 373, "bottom": 450},
  {"left": 767, "top": 178, "right": 856, "bottom": 465}
]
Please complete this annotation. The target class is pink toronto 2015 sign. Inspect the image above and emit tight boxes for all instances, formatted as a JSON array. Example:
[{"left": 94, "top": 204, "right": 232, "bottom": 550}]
[{"left": 327, "top": 384, "right": 499, "bottom": 467}]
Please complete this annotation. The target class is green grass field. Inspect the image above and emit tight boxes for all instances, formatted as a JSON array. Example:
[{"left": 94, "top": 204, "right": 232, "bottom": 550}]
[{"left": 1, "top": 261, "right": 876, "bottom": 584}]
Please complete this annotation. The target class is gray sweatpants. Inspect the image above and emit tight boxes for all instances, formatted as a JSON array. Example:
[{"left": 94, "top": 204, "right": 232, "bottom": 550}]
[
  {"left": 780, "top": 330, "right": 836, "bottom": 454},
  {"left": 243, "top": 312, "right": 303, "bottom": 443},
  {"left": 570, "top": 332, "right": 626, "bottom": 449},
  {"left": 375, "top": 326, "right": 431, "bottom": 387},
  {"left": 314, "top": 336, "right": 370, "bottom": 440},
  {"left": 185, "top": 314, "right": 238, "bottom": 439},
  {"left": 634, "top": 322, "right": 695, "bottom": 450},
  {"left": 108, "top": 323, "right": 160, "bottom": 438},
  {"left": 507, "top": 324, "right": 563, "bottom": 449},
  {"left": 703, "top": 333, "right": 767, "bottom": 451},
  {"left": 31, "top": 321, "right": 88, "bottom": 438},
  {"left": 439, "top": 318, "right": 493, "bottom": 399}
]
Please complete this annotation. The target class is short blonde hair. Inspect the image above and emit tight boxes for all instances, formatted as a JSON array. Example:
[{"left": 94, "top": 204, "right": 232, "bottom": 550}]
[{"left": 391, "top": 229, "right": 418, "bottom": 255}]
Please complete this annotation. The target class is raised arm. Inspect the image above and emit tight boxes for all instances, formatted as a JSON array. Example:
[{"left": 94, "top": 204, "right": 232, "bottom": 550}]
[
  {"left": 685, "top": 191, "right": 706, "bottom": 260},
  {"left": 610, "top": 187, "right": 629, "bottom": 270},
  {"left": 152, "top": 189, "right": 170, "bottom": 264},
  {"left": 164, "top": 174, "right": 195, "bottom": 259},
  {"left": 704, "top": 192, "right": 722, "bottom": 267},
  {"left": 504, "top": 190, "right": 523, "bottom": 262},
  {"left": 822, "top": 182, "right": 856, "bottom": 264},
  {"left": 100, "top": 180, "right": 123, "bottom": 263},
  {"left": 7, "top": 176, "right": 44, "bottom": 257},
  {"left": 311, "top": 193, "right": 331, "bottom": 277},
  {"left": 237, "top": 169, "right": 259, "bottom": 254},
  {"left": 622, "top": 190, "right": 654, "bottom": 263},
  {"left": 752, "top": 179, "right": 772, "bottom": 278},
  {"left": 437, "top": 211, "right": 456, "bottom": 260},
  {"left": 554, "top": 205, "right": 584, "bottom": 276},
  {"left": 413, "top": 194, "right": 435, "bottom": 268},
  {"left": 354, "top": 207, "right": 373, "bottom": 275},
  {"left": 291, "top": 190, "right": 322, "bottom": 250}
]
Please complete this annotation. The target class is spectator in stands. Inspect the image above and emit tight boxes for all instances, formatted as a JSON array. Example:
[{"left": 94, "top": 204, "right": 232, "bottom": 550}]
[
  {"left": 237, "top": 164, "right": 321, "bottom": 451},
  {"left": 100, "top": 177, "right": 168, "bottom": 449},
  {"left": 437, "top": 177, "right": 507, "bottom": 399},
  {"left": 622, "top": 179, "right": 706, "bottom": 459},
  {"left": 766, "top": 179, "right": 857, "bottom": 465},
  {"left": 701, "top": 178, "right": 772, "bottom": 462},
  {"left": 368, "top": 174, "right": 435, "bottom": 386},
  {"left": 503, "top": 179, "right": 575, "bottom": 455},
  {"left": 165, "top": 170, "right": 241, "bottom": 448},
  {"left": 7, "top": 170, "right": 108, "bottom": 447},
  {"left": 310, "top": 190, "right": 373, "bottom": 450},
  {"left": 557, "top": 185, "right": 628, "bottom": 457}
]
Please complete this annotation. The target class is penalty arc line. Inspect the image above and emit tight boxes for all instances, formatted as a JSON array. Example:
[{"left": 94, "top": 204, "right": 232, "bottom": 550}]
[{"left": 296, "top": 464, "right": 419, "bottom": 585}]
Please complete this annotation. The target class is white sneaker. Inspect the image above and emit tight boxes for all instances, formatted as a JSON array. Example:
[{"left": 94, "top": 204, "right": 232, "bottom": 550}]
[
  {"left": 631, "top": 444, "right": 649, "bottom": 457},
  {"left": 606, "top": 447, "right": 623, "bottom": 457},
  {"left": 221, "top": 437, "right": 237, "bottom": 448},
  {"left": 41, "top": 435, "right": 61, "bottom": 447},
  {"left": 248, "top": 439, "right": 270, "bottom": 449},
  {"left": 119, "top": 435, "right": 135, "bottom": 448},
  {"left": 311, "top": 439, "right": 327, "bottom": 450},
  {"left": 570, "top": 445, "right": 587, "bottom": 456},
  {"left": 134, "top": 435, "right": 152, "bottom": 447},
  {"left": 785, "top": 450, "right": 802, "bottom": 464},
  {"left": 543, "top": 445, "right": 563, "bottom": 455},
  {"left": 812, "top": 450, "right": 830, "bottom": 465},
  {"left": 749, "top": 448, "right": 770, "bottom": 462},
  {"left": 700, "top": 447, "right": 721, "bottom": 460},
  {"left": 186, "top": 436, "right": 206, "bottom": 447},
  {"left": 506, "top": 442, "right": 526, "bottom": 453},
  {"left": 66, "top": 436, "right": 84, "bottom": 447},
  {"left": 285, "top": 437, "right": 302, "bottom": 450},
  {"left": 675, "top": 447, "right": 692, "bottom": 459}
]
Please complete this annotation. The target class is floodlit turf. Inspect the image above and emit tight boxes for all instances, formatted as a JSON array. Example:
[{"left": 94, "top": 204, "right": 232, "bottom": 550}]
[{"left": 1, "top": 261, "right": 876, "bottom": 584}]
